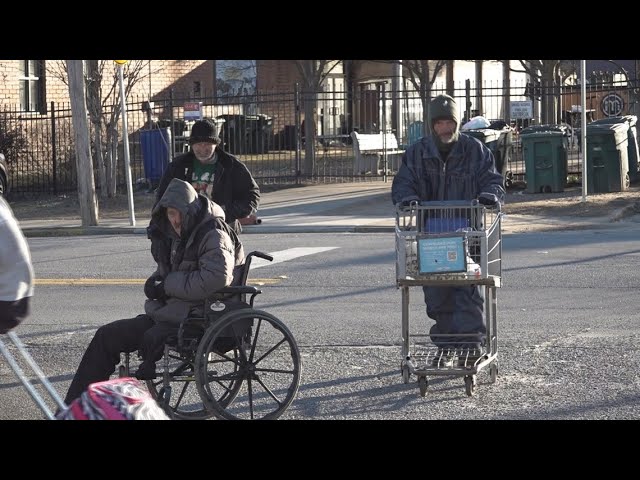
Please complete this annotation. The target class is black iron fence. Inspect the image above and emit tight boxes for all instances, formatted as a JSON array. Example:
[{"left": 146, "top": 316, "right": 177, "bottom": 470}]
[{"left": 2, "top": 78, "right": 638, "bottom": 197}]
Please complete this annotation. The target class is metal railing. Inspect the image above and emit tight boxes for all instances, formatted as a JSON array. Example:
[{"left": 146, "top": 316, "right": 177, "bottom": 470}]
[{"left": 2, "top": 79, "right": 637, "bottom": 196}]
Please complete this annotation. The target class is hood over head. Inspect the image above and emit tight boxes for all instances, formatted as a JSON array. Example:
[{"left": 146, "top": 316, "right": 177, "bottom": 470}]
[{"left": 152, "top": 178, "right": 226, "bottom": 237}]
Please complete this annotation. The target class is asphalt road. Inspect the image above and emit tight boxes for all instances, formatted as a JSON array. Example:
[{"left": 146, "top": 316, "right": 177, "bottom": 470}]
[{"left": 1, "top": 228, "right": 639, "bottom": 420}]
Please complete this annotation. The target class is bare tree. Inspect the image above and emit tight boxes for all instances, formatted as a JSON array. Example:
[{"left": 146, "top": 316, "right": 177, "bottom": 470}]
[
  {"left": 294, "top": 60, "right": 341, "bottom": 176},
  {"left": 66, "top": 60, "right": 98, "bottom": 226},
  {"left": 47, "top": 60, "right": 152, "bottom": 198},
  {"left": 510, "top": 60, "right": 577, "bottom": 124},
  {"left": 398, "top": 60, "right": 448, "bottom": 134}
]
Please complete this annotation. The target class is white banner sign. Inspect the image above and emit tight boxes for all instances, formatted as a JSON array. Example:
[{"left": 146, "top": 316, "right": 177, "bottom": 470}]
[{"left": 510, "top": 100, "right": 533, "bottom": 119}]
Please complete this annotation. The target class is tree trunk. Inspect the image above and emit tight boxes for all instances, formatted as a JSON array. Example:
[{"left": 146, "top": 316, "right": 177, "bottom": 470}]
[
  {"left": 86, "top": 60, "right": 107, "bottom": 199},
  {"left": 66, "top": 60, "right": 98, "bottom": 226},
  {"left": 503, "top": 60, "right": 511, "bottom": 123},
  {"left": 302, "top": 88, "right": 316, "bottom": 177},
  {"left": 107, "top": 126, "right": 118, "bottom": 196},
  {"left": 446, "top": 60, "right": 454, "bottom": 96},
  {"left": 475, "top": 61, "right": 483, "bottom": 115},
  {"left": 94, "top": 126, "right": 107, "bottom": 198}
]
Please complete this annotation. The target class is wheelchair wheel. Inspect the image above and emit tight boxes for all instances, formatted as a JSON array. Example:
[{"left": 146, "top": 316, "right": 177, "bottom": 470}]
[
  {"left": 146, "top": 349, "right": 242, "bottom": 420},
  {"left": 195, "top": 309, "right": 301, "bottom": 420}
]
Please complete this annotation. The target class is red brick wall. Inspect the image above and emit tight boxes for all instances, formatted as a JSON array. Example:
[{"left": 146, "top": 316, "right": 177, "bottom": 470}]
[
  {"left": 257, "top": 60, "right": 302, "bottom": 92},
  {"left": 354, "top": 61, "right": 394, "bottom": 83},
  {"left": 0, "top": 60, "right": 214, "bottom": 107}
]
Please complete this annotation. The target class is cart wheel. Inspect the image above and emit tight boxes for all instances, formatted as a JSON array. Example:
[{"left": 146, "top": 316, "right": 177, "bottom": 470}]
[
  {"left": 118, "top": 365, "right": 127, "bottom": 378},
  {"left": 418, "top": 376, "right": 428, "bottom": 397},
  {"left": 401, "top": 363, "right": 410, "bottom": 384},
  {"left": 489, "top": 362, "right": 498, "bottom": 384},
  {"left": 464, "top": 375, "right": 476, "bottom": 397}
]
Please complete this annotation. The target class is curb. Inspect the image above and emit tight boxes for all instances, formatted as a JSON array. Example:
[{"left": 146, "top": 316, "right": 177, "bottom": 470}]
[{"left": 22, "top": 227, "right": 149, "bottom": 238}]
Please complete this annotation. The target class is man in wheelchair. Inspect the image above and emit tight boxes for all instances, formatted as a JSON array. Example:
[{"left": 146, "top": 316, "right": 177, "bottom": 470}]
[{"left": 63, "top": 178, "right": 245, "bottom": 405}]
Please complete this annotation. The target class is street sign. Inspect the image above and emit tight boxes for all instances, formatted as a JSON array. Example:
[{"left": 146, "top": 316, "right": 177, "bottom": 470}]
[
  {"left": 510, "top": 100, "right": 533, "bottom": 119},
  {"left": 184, "top": 101, "right": 203, "bottom": 120}
]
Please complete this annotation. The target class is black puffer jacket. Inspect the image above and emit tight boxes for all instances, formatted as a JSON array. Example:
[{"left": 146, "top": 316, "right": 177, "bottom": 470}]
[
  {"left": 155, "top": 148, "right": 260, "bottom": 233},
  {"left": 145, "top": 178, "right": 245, "bottom": 325}
]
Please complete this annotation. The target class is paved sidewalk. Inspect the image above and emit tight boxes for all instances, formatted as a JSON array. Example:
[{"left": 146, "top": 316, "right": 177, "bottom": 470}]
[{"left": 17, "top": 181, "right": 637, "bottom": 237}]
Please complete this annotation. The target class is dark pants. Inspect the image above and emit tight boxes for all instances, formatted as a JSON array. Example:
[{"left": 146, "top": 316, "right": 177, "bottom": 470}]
[
  {"left": 64, "top": 314, "right": 177, "bottom": 404},
  {"left": 423, "top": 285, "right": 486, "bottom": 350}
]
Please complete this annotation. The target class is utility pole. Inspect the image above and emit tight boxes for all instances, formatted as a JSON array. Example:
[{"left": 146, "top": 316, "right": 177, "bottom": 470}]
[{"left": 66, "top": 60, "right": 98, "bottom": 226}]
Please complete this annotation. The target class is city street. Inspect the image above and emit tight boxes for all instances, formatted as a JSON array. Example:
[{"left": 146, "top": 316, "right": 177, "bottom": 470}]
[{"left": 1, "top": 228, "right": 639, "bottom": 420}]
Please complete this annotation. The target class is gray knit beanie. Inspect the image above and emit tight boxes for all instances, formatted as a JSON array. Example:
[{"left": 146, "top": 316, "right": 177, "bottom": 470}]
[{"left": 429, "top": 94, "right": 460, "bottom": 148}]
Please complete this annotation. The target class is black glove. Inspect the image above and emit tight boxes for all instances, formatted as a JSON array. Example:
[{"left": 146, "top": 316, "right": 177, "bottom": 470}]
[
  {"left": 144, "top": 275, "right": 166, "bottom": 300},
  {"left": 398, "top": 199, "right": 418, "bottom": 209},
  {"left": 478, "top": 192, "right": 499, "bottom": 206}
]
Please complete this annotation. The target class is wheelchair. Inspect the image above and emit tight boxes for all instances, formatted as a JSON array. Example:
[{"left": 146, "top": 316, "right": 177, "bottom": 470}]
[{"left": 119, "top": 251, "right": 302, "bottom": 420}]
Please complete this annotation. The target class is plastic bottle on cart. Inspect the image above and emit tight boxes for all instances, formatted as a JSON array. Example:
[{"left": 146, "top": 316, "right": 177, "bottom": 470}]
[{"left": 466, "top": 255, "right": 481, "bottom": 278}]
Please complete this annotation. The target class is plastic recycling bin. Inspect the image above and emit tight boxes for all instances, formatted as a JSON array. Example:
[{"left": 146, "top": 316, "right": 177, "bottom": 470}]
[
  {"left": 585, "top": 122, "right": 630, "bottom": 193},
  {"left": 247, "top": 114, "right": 273, "bottom": 154},
  {"left": 520, "top": 131, "right": 567, "bottom": 193},
  {"left": 140, "top": 127, "right": 171, "bottom": 185},
  {"left": 520, "top": 124, "right": 570, "bottom": 148},
  {"left": 216, "top": 114, "right": 247, "bottom": 154},
  {"left": 590, "top": 115, "right": 639, "bottom": 183},
  {"left": 217, "top": 114, "right": 272, "bottom": 155}
]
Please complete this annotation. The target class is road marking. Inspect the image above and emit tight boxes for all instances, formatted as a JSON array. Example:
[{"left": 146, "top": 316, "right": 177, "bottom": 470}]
[
  {"left": 249, "top": 247, "right": 339, "bottom": 269},
  {"left": 35, "top": 278, "right": 282, "bottom": 286},
  {"left": 34, "top": 247, "right": 339, "bottom": 286}
]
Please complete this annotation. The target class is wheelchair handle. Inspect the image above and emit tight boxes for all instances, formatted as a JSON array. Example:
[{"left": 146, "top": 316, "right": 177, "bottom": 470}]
[{"left": 248, "top": 251, "right": 273, "bottom": 262}]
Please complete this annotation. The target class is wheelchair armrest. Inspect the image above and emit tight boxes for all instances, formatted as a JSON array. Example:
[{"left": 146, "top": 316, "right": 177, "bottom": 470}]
[{"left": 216, "top": 286, "right": 262, "bottom": 295}]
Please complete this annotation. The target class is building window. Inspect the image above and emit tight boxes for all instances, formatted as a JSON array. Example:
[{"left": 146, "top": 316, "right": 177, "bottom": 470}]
[{"left": 19, "top": 60, "right": 44, "bottom": 113}]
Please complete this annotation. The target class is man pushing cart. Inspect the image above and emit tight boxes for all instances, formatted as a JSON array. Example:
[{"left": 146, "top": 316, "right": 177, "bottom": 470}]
[{"left": 391, "top": 93, "right": 505, "bottom": 396}]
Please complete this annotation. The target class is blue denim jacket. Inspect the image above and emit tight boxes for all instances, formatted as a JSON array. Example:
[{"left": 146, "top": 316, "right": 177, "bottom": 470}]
[{"left": 391, "top": 133, "right": 505, "bottom": 204}]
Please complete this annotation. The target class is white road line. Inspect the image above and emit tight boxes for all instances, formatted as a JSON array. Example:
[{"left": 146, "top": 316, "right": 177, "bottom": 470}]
[{"left": 250, "top": 247, "right": 339, "bottom": 269}]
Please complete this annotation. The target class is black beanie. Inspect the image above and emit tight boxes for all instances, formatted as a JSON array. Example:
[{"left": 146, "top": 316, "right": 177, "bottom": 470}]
[
  {"left": 189, "top": 119, "right": 220, "bottom": 146},
  {"left": 429, "top": 94, "right": 460, "bottom": 148}
]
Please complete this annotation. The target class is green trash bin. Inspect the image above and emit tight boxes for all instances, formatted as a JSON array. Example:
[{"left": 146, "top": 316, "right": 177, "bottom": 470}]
[
  {"left": 585, "top": 122, "right": 630, "bottom": 193},
  {"left": 520, "top": 131, "right": 568, "bottom": 193},
  {"left": 590, "top": 115, "right": 639, "bottom": 183}
]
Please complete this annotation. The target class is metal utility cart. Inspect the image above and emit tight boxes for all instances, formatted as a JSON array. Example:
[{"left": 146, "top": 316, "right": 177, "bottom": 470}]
[{"left": 395, "top": 200, "right": 503, "bottom": 396}]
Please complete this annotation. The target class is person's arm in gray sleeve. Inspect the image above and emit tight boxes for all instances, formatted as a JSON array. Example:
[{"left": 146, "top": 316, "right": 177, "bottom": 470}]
[
  {"left": 163, "top": 230, "right": 235, "bottom": 300},
  {"left": 0, "top": 198, "right": 34, "bottom": 334}
]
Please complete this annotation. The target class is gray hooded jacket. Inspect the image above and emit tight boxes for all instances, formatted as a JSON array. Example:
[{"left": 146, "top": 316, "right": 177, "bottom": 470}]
[{"left": 144, "top": 178, "right": 245, "bottom": 324}]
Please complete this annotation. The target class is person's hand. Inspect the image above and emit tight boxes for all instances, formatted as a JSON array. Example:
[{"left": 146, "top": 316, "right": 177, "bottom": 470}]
[
  {"left": 478, "top": 192, "right": 499, "bottom": 206},
  {"left": 397, "top": 199, "right": 419, "bottom": 210},
  {"left": 144, "top": 275, "right": 166, "bottom": 300}
]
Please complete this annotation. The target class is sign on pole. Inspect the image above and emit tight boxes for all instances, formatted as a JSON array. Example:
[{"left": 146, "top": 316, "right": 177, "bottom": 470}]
[
  {"left": 510, "top": 100, "right": 533, "bottom": 119},
  {"left": 184, "top": 102, "right": 203, "bottom": 120}
]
